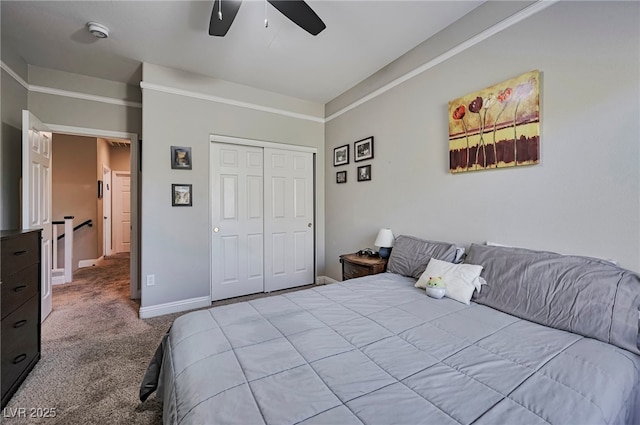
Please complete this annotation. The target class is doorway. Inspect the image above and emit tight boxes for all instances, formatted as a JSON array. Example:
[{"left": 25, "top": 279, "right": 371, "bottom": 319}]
[{"left": 47, "top": 124, "right": 140, "bottom": 300}]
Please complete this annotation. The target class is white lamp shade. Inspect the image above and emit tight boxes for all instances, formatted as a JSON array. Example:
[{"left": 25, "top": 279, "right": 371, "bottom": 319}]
[{"left": 374, "top": 228, "right": 395, "bottom": 248}]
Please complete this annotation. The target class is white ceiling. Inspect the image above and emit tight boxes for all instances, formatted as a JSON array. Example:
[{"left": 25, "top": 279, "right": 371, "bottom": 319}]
[{"left": 1, "top": 1, "right": 483, "bottom": 104}]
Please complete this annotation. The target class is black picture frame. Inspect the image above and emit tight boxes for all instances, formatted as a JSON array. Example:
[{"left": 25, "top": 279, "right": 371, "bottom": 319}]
[
  {"left": 336, "top": 170, "right": 347, "bottom": 184},
  {"left": 97, "top": 180, "right": 103, "bottom": 199},
  {"left": 354, "top": 136, "right": 374, "bottom": 162},
  {"left": 172, "top": 184, "right": 193, "bottom": 206},
  {"left": 357, "top": 165, "right": 371, "bottom": 182},
  {"left": 171, "top": 146, "right": 192, "bottom": 170},
  {"left": 333, "top": 144, "right": 349, "bottom": 166}
]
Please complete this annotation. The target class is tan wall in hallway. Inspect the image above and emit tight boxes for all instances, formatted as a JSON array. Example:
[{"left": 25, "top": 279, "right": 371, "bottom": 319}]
[
  {"left": 109, "top": 145, "right": 130, "bottom": 172},
  {"left": 53, "top": 134, "right": 98, "bottom": 270}
]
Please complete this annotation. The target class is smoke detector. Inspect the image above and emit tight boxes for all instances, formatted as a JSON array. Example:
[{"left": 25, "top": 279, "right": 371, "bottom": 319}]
[{"left": 87, "top": 22, "right": 109, "bottom": 39}]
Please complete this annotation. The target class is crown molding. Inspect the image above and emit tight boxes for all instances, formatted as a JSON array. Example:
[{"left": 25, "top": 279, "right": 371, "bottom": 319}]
[
  {"left": 30, "top": 85, "right": 142, "bottom": 108},
  {"left": 140, "top": 81, "right": 325, "bottom": 124},
  {"left": 1, "top": 61, "right": 142, "bottom": 108},
  {"left": 3, "top": 1, "right": 555, "bottom": 124},
  {"left": 325, "top": 0, "right": 558, "bottom": 122},
  {"left": 1, "top": 61, "right": 29, "bottom": 90}
]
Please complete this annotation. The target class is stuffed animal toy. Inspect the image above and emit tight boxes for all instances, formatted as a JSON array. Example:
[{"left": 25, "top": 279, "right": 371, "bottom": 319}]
[{"left": 426, "top": 276, "right": 446, "bottom": 299}]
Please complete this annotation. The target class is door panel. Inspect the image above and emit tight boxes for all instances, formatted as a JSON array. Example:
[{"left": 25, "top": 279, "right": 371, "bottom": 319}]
[
  {"left": 22, "top": 110, "right": 53, "bottom": 322},
  {"left": 264, "top": 149, "right": 314, "bottom": 292},
  {"left": 113, "top": 172, "right": 131, "bottom": 253},
  {"left": 211, "top": 143, "right": 264, "bottom": 300}
]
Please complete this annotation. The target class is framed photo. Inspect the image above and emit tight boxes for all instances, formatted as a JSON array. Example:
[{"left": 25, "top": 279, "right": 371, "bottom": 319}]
[
  {"left": 357, "top": 165, "right": 371, "bottom": 182},
  {"left": 336, "top": 170, "right": 347, "bottom": 184},
  {"left": 333, "top": 144, "right": 349, "bottom": 166},
  {"left": 354, "top": 137, "right": 374, "bottom": 162},
  {"left": 171, "top": 146, "right": 192, "bottom": 170},
  {"left": 172, "top": 184, "right": 192, "bottom": 206}
]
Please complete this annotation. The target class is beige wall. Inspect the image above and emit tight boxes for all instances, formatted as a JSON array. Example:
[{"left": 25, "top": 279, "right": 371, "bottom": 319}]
[
  {"left": 96, "top": 139, "right": 131, "bottom": 257},
  {"left": 324, "top": 1, "right": 640, "bottom": 278},
  {"left": 109, "top": 145, "right": 131, "bottom": 172},
  {"left": 96, "top": 138, "right": 110, "bottom": 257},
  {"left": 52, "top": 134, "right": 99, "bottom": 269}
]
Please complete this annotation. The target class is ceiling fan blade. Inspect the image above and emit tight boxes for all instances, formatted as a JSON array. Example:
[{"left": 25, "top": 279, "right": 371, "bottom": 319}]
[
  {"left": 209, "top": 0, "right": 243, "bottom": 37},
  {"left": 267, "top": 0, "right": 326, "bottom": 36}
]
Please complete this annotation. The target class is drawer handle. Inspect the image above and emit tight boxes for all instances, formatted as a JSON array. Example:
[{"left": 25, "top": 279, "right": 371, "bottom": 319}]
[
  {"left": 14, "top": 285, "right": 28, "bottom": 292},
  {"left": 13, "top": 354, "right": 27, "bottom": 364},
  {"left": 13, "top": 320, "right": 28, "bottom": 328},
  {"left": 13, "top": 250, "right": 28, "bottom": 256}
]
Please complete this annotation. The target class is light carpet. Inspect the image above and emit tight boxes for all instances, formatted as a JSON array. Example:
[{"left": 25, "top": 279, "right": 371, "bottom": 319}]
[{"left": 3, "top": 253, "right": 312, "bottom": 424}]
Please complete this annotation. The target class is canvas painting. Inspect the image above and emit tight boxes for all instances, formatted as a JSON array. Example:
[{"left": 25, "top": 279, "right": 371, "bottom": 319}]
[{"left": 448, "top": 70, "right": 540, "bottom": 173}]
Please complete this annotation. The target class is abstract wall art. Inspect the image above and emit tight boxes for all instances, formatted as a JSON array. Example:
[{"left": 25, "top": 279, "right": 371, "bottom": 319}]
[{"left": 448, "top": 70, "right": 540, "bottom": 173}]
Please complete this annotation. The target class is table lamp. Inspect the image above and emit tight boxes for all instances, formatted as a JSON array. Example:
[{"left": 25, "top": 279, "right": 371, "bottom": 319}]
[{"left": 374, "top": 228, "right": 395, "bottom": 259}]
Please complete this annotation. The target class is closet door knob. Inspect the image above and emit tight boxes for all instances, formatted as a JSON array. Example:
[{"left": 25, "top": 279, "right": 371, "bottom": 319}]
[
  {"left": 308, "top": 223, "right": 312, "bottom": 228},
  {"left": 213, "top": 227, "right": 220, "bottom": 233}
]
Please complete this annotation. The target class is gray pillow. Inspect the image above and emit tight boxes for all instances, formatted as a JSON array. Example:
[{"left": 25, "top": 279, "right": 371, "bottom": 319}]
[
  {"left": 387, "top": 235, "right": 457, "bottom": 279},
  {"left": 466, "top": 243, "right": 640, "bottom": 355}
]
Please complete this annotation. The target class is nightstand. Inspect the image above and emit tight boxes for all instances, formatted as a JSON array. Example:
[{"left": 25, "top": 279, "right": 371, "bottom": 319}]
[{"left": 339, "top": 253, "right": 388, "bottom": 281}]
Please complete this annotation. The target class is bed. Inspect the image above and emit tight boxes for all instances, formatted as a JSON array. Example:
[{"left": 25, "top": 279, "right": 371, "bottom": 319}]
[{"left": 140, "top": 236, "right": 640, "bottom": 425}]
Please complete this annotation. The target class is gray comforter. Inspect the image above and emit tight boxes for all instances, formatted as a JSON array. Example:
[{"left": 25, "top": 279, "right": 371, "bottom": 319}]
[{"left": 148, "top": 272, "right": 640, "bottom": 425}]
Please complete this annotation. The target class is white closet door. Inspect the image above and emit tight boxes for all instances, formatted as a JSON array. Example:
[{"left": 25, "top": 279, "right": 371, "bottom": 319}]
[
  {"left": 264, "top": 148, "right": 314, "bottom": 292},
  {"left": 211, "top": 143, "right": 264, "bottom": 300}
]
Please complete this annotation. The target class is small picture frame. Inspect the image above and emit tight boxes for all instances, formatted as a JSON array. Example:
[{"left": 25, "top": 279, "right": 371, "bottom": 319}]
[
  {"left": 336, "top": 170, "right": 347, "bottom": 184},
  {"left": 357, "top": 165, "right": 371, "bottom": 182},
  {"left": 171, "top": 146, "right": 192, "bottom": 170},
  {"left": 172, "top": 184, "right": 192, "bottom": 206},
  {"left": 97, "top": 180, "right": 103, "bottom": 199},
  {"left": 354, "top": 136, "right": 374, "bottom": 162},
  {"left": 333, "top": 144, "right": 349, "bottom": 166}
]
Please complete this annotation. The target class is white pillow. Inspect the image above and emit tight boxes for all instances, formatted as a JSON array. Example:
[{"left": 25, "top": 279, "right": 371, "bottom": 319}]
[
  {"left": 453, "top": 246, "right": 466, "bottom": 264},
  {"left": 415, "top": 258, "right": 483, "bottom": 305}
]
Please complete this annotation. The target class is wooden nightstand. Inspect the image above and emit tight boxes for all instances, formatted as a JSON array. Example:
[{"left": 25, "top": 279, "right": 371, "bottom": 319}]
[{"left": 339, "top": 253, "right": 388, "bottom": 281}]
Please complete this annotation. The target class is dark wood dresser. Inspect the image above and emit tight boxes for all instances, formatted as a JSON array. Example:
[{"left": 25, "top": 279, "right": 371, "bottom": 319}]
[
  {"left": 1, "top": 229, "right": 42, "bottom": 408},
  {"left": 340, "top": 253, "right": 388, "bottom": 281}
]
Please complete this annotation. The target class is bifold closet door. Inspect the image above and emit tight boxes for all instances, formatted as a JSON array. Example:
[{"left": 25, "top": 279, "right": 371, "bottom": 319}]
[
  {"left": 263, "top": 148, "right": 314, "bottom": 292},
  {"left": 211, "top": 143, "right": 264, "bottom": 301}
]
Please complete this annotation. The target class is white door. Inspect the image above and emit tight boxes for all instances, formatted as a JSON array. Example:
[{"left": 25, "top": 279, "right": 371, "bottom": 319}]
[
  {"left": 264, "top": 149, "right": 314, "bottom": 292},
  {"left": 113, "top": 172, "right": 131, "bottom": 253},
  {"left": 22, "top": 110, "right": 53, "bottom": 322},
  {"left": 102, "top": 165, "right": 112, "bottom": 257},
  {"left": 211, "top": 143, "right": 264, "bottom": 300}
]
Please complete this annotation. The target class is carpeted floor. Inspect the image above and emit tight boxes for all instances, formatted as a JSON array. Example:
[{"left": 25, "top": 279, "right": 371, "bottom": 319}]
[{"left": 4, "top": 254, "right": 313, "bottom": 424}]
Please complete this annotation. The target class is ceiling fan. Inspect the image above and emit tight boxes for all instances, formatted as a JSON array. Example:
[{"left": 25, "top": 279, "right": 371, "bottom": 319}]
[{"left": 209, "top": 0, "right": 326, "bottom": 37}]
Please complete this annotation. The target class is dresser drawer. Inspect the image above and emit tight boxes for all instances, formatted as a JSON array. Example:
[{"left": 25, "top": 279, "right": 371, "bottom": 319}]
[
  {"left": 2, "top": 263, "right": 39, "bottom": 319},
  {"left": 1, "top": 231, "right": 40, "bottom": 278},
  {"left": 343, "top": 261, "right": 371, "bottom": 280},
  {"left": 1, "top": 295, "right": 40, "bottom": 400}
]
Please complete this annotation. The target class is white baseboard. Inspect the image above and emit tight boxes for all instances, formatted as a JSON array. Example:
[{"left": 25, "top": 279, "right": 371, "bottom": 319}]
[
  {"left": 139, "top": 296, "right": 211, "bottom": 319},
  {"left": 78, "top": 257, "right": 103, "bottom": 268},
  {"left": 316, "top": 275, "right": 339, "bottom": 285}
]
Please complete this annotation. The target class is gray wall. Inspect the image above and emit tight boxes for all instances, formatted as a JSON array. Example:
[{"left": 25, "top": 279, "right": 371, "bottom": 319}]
[
  {"left": 0, "top": 60, "right": 141, "bottom": 231},
  {"left": 325, "top": 1, "right": 640, "bottom": 278},
  {"left": 1, "top": 45, "right": 28, "bottom": 230},
  {"left": 141, "top": 63, "right": 325, "bottom": 309},
  {"left": 28, "top": 66, "right": 142, "bottom": 137}
]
